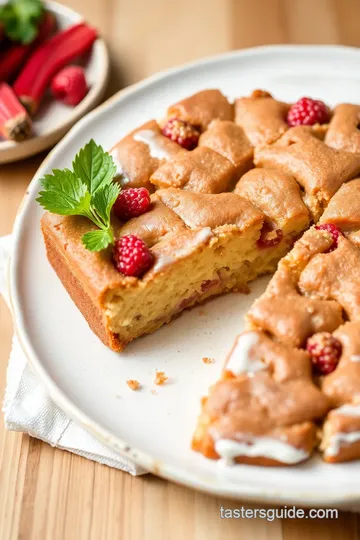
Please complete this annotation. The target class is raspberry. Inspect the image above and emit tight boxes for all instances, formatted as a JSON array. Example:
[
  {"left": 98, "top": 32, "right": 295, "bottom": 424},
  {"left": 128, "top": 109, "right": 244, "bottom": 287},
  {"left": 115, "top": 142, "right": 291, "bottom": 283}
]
[
  {"left": 162, "top": 118, "right": 200, "bottom": 150},
  {"left": 287, "top": 97, "right": 330, "bottom": 127},
  {"left": 256, "top": 223, "right": 283, "bottom": 249},
  {"left": 113, "top": 235, "right": 154, "bottom": 277},
  {"left": 113, "top": 188, "right": 151, "bottom": 221},
  {"left": 306, "top": 332, "right": 342, "bottom": 375},
  {"left": 51, "top": 66, "right": 88, "bottom": 106},
  {"left": 315, "top": 223, "right": 342, "bottom": 252}
]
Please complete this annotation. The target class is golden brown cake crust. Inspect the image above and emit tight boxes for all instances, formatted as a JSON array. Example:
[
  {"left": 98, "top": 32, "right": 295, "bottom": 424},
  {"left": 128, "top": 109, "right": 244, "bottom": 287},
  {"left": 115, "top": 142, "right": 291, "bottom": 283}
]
[
  {"left": 109, "top": 120, "right": 185, "bottom": 192},
  {"left": 320, "top": 178, "right": 360, "bottom": 233},
  {"left": 325, "top": 103, "right": 360, "bottom": 153},
  {"left": 198, "top": 120, "right": 253, "bottom": 176},
  {"left": 235, "top": 90, "right": 290, "bottom": 146},
  {"left": 150, "top": 146, "right": 237, "bottom": 193},
  {"left": 254, "top": 126, "right": 360, "bottom": 219},
  {"left": 156, "top": 188, "right": 264, "bottom": 231},
  {"left": 167, "top": 89, "right": 234, "bottom": 131},
  {"left": 235, "top": 167, "right": 309, "bottom": 231},
  {"left": 41, "top": 217, "right": 123, "bottom": 351}
]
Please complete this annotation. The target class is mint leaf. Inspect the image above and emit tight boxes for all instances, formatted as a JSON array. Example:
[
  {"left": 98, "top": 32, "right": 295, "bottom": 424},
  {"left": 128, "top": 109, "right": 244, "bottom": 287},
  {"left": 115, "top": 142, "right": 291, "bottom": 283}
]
[
  {"left": 37, "top": 140, "right": 121, "bottom": 252},
  {"left": 91, "top": 182, "right": 120, "bottom": 226},
  {"left": 73, "top": 139, "right": 117, "bottom": 194},
  {"left": 0, "top": 0, "right": 44, "bottom": 44},
  {"left": 82, "top": 229, "right": 114, "bottom": 252},
  {"left": 36, "top": 169, "right": 91, "bottom": 216}
]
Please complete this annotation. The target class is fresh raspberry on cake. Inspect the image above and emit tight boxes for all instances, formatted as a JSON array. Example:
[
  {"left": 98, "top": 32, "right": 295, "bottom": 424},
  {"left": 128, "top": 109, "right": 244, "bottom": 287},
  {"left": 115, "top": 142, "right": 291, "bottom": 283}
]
[
  {"left": 306, "top": 332, "right": 342, "bottom": 375},
  {"left": 315, "top": 223, "right": 342, "bottom": 251},
  {"left": 287, "top": 97, "right": 330, "bottom": 127},
  {"left": 113, "top": 235, "right": 154, "bottom": 277},
  {"left": 162, "top": 118, "right": 200, "bottom": 150},
  {"left": 113, "top": 188, "right": 151, "bottom": 221}
]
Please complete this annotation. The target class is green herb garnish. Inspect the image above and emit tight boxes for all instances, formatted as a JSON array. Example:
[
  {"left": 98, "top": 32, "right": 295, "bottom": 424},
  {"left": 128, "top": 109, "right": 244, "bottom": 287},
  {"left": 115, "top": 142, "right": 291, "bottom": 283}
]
[
  {"left": 37, "top": 140, "right": 120, "bottom": 252},
  {"left": 0, "top": 0, "right": 44, "bottom": 44}
]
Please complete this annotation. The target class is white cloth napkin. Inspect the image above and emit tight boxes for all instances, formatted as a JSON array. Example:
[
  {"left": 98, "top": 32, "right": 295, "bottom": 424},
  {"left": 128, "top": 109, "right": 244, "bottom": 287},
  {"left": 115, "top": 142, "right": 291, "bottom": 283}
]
[{"left": 1, "top": 234, "right": 145, "bottom": 475}]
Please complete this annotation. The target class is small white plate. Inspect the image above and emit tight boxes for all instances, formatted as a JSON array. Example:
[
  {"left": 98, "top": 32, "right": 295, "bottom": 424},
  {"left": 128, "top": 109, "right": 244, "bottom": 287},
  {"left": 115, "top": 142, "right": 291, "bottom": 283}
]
[
  {"left": 0, "top": 1, "right": 109, "bottom": 164},
  {"left": 8, "top": 45, "right": 360, "bottom": 509}
]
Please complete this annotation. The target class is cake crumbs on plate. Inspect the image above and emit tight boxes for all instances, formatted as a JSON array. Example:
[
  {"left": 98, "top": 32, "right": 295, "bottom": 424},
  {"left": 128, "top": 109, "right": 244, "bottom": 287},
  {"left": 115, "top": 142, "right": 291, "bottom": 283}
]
[
  {"left": 126, "top": 379, "right": 141, "bottom": 391},
  {"left": 151, "top": 389, "right": 158, "bottom": 395},
  {"left": 202, "top": 357, "right": 214, "bottom": 364},
  {"left": 154, "top": 370, "right": 168, "bottom": 385}
]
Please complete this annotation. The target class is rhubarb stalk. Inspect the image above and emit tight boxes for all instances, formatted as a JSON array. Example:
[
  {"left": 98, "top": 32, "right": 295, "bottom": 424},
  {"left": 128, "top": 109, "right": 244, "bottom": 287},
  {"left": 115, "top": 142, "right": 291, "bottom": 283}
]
[
  {"left": 0, "top": 12, "right": 56, "bottom": 82},
  {"left": 0, "top": 82, "right": 32, "bottom": 141},
  {"left": 13, "top": 23, "right": 97, "bottom": 115}
]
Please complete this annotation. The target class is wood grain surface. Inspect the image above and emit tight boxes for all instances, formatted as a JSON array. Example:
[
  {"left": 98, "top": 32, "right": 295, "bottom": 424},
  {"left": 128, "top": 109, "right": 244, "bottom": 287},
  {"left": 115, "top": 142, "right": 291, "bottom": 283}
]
[{"left": 2, "top": 1, "right": 360, "bottom": 538}]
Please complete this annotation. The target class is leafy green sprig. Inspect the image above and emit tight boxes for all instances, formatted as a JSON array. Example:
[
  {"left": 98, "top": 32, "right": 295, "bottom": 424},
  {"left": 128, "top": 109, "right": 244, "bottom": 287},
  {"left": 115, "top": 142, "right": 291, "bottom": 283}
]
[
  {"left": 0, "top": 0, "right": 44, "bottom": 44},
  {"left": 37, "top": 140, "right": 121, "bottom": 252}
]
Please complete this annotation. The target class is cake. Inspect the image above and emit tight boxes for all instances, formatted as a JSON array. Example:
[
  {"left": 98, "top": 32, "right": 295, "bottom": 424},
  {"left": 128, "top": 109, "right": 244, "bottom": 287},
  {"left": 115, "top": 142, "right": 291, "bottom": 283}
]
[
  {"left": 39, "top": 88, "right": 360, "bottom": 465},
  {"left": 194, "top": 178, "right": 360, "bottom": 465}
]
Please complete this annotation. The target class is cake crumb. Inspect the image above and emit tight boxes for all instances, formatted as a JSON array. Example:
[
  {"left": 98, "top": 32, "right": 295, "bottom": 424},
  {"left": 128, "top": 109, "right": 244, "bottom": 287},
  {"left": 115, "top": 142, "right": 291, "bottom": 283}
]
[
  {"left": 154, "top": 370, "right": 168, "bottom": 385},
  {"left": 126, "top": 379, "right": 141, "bottom": 391},
  {"left": 202, "top": 357, "right": 214, "bottom": 364},
  {"left": 151, "top": 389, "right": 158, "bottom": 395}
]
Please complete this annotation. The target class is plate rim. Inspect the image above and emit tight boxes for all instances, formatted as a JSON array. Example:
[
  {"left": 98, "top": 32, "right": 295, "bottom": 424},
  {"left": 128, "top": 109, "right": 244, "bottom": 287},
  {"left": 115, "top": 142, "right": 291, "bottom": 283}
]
[
  {"left": 8, "top": 44, "right": 360, "bottom": 507},
  {"left": 0, "top": 0, "right": 110, "bottom": 163}
]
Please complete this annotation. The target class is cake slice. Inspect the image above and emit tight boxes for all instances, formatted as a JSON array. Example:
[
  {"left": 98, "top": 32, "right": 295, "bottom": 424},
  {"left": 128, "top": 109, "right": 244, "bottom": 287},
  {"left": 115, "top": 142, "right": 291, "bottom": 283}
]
[
  {"left": 193, "top": 226, "right": 347, "bottom": 466},
  {"left": 192, "top": 330, "right": 330, "bottom": 465},
  {"left": 41, "top": 166, "right": 310, "bottom": 352}
]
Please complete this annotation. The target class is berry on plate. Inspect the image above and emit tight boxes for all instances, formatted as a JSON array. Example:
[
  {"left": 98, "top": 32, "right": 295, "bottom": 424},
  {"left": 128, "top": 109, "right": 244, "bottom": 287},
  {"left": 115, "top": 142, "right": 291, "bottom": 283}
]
[
  {"left": 306, "top": 332, "right": 342, "bottom": 375},
  {"left": 113, "top": 235, "right": 154, "bottom": 277},
  {"left": 51, "top": 66, "right": 88, "bottom": 106},
  {"left": 113, "top": 188, "right": 151, "bottom": 221},
  {"left": 162, "top": 118, "right": 200, "bottom": 150},
  {"left": 287, "top": 97, "right": 330, "bottom": 127}
]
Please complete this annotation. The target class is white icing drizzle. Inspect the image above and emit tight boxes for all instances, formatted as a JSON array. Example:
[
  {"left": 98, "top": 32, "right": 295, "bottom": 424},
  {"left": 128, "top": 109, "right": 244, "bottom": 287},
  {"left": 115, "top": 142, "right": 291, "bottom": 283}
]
[
  {"left": 151, "top": 227, "right": 213, "bottom": 273},
  {"left": 325, "top": 431, "right": 360, "bottom": 457},
  {"left": 215, "top": 437, "right": 308, "bottom": 465},
  {"left": 335, "top": 404, "right": 360, "bottom": 417},
  {"left": 351, "top": 355, "right": 360, "bottom": 362},
  {"left": 109, "top": 149, "right": 130, "bottom": 185},
  {"left": 226, "top": 332, "right": 264, "bottom": 376},
  {"left": 133, "top": 129, "right": 172, "bottom": 160},
  {"left": 325, "top": 404, "right": 360, "bottom": 457}
]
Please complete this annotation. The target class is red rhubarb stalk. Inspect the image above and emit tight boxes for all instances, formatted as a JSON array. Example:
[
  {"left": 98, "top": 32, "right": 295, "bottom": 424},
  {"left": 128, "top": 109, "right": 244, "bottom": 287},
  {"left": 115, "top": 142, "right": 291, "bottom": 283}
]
[
  {"left": 0, "top": 12, "right": 57, "bottom": 82},
  {"left": 0, "top": 82, "right": 32, "bottom": 141},
  {"left": 13, "top": 23, "right": 97, "bottom": 115}
]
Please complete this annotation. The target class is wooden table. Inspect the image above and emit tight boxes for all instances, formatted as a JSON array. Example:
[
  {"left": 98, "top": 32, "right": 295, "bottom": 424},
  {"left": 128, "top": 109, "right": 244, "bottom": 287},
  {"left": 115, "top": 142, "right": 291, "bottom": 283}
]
[{"left": 2, "top": 1, "right": 360, "bottom": 538}]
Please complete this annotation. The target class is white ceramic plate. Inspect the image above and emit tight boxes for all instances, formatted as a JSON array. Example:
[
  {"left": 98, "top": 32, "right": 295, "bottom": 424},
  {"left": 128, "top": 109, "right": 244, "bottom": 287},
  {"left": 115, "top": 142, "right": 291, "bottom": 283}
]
[
  {"left": 9, "top": 45, "right": 360, "bottom": 509},
  {"left": 0, "top": 1, "right": 109, "bottom": 164}
]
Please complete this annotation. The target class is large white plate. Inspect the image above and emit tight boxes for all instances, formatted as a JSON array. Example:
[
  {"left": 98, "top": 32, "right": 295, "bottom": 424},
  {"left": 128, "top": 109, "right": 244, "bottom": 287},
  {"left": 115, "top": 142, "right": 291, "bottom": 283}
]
[
  {"left": 8, "top": 45, "right": 360, "bottom": 509},
  {"left": 0, "top": 1, "right": 109, "bottom": 163}
]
